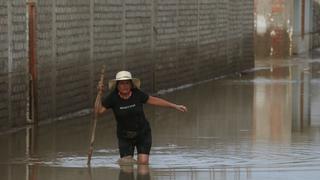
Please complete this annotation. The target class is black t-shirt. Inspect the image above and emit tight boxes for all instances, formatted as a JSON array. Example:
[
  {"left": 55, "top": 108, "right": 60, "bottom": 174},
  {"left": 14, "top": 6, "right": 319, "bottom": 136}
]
[{"left": 102, "top": 88, "right": 149, "bottom": 136}]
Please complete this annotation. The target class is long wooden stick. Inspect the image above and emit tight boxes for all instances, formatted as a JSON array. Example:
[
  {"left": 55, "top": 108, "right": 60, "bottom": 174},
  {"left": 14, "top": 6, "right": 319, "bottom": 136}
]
[{"left": 87, "top": 65, "right": 106, "bottom": 166}]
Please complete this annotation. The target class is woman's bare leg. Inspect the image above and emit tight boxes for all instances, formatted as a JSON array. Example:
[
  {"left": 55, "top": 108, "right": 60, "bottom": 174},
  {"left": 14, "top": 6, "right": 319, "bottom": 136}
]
[
  {"left": 118, "top": 155, "right": 136, "bottom": 165},
  {"left": 137, "top": 154, "right": 149, "bottom": 165}
]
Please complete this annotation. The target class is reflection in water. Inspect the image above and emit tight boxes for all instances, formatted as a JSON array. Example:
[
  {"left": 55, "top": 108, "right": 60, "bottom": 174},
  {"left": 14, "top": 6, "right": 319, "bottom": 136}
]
[
  {"left": 253, "top": 61, "right": 312, "bottom": 139},
  {"left": 118, "top": 165, "right": 150, "bottom": 180},
  {"left": 25, "top": 125, "right": 38, "bottom": 180}
]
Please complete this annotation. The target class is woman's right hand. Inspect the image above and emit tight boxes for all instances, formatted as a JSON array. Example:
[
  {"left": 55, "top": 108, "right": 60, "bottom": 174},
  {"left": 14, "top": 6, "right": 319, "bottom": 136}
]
[
  {"left": 97, "top": 81, "right": 105, "bottom": 92},
  {"left": 174, "top": 105, "right": 188, "bottom": 112}
]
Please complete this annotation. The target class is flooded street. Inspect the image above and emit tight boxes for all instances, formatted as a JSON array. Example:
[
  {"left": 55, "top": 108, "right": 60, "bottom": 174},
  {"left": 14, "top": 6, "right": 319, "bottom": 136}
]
[{"left": 1, "top": 51, "right": 320, "bottom": 179}]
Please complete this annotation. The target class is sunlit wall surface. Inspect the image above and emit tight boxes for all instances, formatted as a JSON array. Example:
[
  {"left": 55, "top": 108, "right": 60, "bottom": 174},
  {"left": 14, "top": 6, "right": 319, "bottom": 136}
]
[
  {"left": 255, "top": 0, "right": 320, "bottom": 58},
  {"left": 254, "top": 0, "right": 294, "bottom": 58}
]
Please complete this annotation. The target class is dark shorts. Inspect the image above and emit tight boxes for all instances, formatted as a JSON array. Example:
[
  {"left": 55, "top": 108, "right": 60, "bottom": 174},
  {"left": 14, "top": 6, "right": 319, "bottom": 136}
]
[{"left": 117, "top": 127, "right": 152, "bottom": 158}]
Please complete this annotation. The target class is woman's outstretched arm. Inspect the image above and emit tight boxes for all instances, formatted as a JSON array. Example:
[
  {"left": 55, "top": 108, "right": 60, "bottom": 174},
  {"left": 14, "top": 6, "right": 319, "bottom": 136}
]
[{"left": 146, "top": 96, "right": 187, "bottom": 112}]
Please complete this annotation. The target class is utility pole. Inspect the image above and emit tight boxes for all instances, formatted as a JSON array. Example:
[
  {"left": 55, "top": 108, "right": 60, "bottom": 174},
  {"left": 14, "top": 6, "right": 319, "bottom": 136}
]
[{"left": 27, "top": 0, "right": 38, "bottom": 125}]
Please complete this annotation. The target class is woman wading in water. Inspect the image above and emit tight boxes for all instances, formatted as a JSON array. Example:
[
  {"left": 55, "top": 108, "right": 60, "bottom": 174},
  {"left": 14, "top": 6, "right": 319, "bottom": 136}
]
[{"left": 95, "top": 71, "right": 187, "bottom": 164}]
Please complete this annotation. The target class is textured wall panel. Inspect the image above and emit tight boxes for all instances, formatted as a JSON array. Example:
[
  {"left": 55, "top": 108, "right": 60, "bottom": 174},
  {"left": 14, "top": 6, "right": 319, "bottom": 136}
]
[
  {"left": 154, "top": 0, "right": 179, "bottom": 90},
  {"left": 240, "top": 0, "right": 254, "bottom": 70},
  {"left": 37, "top": 0, "right": 54, "bottom": 120},
  {"left": 10, "top": 0, "right": 27, "bottom": 127},
  {"left": 0, "top": 0, "right": 27, "bottom": 129},
  {"left": 313, "top": 0, "right": 320, "bottom": 48},
  {"left": 124, "top": 0, "right": 153, "bottom": 92},
  {"left": 54, "top": 0, "right": 91, "bottom": 116},
  {"left": 198, "top": 0, "right": 217, "bottom": 79},
  {"left": 0, "top": 1, "right": 8, "bottom": 128},
  {"left": 93, "top": 0, "right": 123, "bottom": 92},
  {"left": 176, "top": 0, "right": 198, "bottom": 87}
]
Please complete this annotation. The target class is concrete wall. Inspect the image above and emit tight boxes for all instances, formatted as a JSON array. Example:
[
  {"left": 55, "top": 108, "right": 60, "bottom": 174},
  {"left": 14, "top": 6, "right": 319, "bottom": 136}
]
[
  {"left": 313, "top": 0, "right": 320, "bottom": 48},
  {"left": 36, "top": 0, "right": 254, "bottom": 121},
  {"left": 0, "top": 0, "right": 28, "bottom": 130},
  {"left": 0, "top": 0, "right": 254, "bottom": 128}
]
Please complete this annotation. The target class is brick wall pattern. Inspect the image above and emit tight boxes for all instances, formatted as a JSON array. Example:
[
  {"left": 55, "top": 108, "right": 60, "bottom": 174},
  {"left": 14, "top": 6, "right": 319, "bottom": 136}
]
[
  {"left": 0, "top": 0, "right": 27, "bottom": 129},
  {"left": 0, "top": 0, "right": 254, "bottom": 127}
]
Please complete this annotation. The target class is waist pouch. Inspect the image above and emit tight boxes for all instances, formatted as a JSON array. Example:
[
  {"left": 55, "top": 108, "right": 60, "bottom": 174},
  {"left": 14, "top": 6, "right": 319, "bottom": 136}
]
[
  {"left": 120, "top": 130, "right": 139, "bottom": 139},
  {"left": 118, "top": 121, "right": 150, "bottom": 139}
]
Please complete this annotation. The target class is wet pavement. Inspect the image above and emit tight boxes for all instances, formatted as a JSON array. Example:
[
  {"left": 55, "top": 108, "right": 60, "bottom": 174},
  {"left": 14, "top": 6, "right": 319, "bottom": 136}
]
[{"left": 1, "top": 51, "right": 320, "bottom": 179}]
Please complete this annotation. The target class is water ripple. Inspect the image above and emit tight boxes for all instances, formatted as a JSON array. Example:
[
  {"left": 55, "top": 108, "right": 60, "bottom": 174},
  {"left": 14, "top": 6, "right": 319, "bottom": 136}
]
[{"left": 5, "top": 141, "right": 318, "bottom": 172}]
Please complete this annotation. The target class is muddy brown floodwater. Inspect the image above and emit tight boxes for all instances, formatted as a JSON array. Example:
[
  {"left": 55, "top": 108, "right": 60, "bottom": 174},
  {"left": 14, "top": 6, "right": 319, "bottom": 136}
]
[{"left": 1, "top": 51, "right": 320, "bottom": 179}]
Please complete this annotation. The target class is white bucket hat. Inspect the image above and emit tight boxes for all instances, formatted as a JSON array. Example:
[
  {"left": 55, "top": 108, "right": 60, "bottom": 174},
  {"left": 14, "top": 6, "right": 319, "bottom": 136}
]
[{"left": 108, "top": 71, "right": 141, "bottom": 90}]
